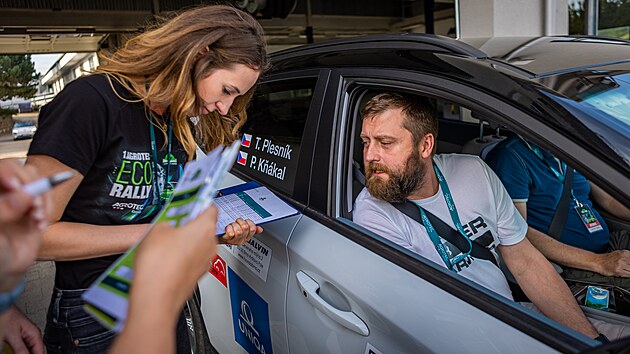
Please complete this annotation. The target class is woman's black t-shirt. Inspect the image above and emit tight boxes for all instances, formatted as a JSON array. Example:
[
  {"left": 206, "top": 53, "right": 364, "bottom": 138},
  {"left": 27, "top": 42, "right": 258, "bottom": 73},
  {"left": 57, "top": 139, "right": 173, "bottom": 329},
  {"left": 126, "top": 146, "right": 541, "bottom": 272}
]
[{"left": 29, "top": 74, "right": 189, "bottom": 290}]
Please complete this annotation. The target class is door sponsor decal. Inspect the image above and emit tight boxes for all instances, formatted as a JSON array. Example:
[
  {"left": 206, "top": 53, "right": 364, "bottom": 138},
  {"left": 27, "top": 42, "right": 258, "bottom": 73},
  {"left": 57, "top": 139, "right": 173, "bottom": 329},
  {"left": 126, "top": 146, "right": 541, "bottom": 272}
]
[
  {"left": 231, "top": 237, "right": 272, "bottom": 282},
  {"left": 209, "top": 254, "right": 227, "bottom": 287},
  {"left": 229, "top": 268, "right": 273, "bottom": 354}
]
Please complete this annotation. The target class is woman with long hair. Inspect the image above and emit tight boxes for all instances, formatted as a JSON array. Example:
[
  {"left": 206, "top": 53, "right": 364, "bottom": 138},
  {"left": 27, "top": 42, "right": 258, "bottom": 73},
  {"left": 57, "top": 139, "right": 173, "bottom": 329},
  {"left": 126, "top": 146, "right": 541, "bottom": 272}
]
[{"left": 26, "top": 5, "right": 269, "bottom": 353}]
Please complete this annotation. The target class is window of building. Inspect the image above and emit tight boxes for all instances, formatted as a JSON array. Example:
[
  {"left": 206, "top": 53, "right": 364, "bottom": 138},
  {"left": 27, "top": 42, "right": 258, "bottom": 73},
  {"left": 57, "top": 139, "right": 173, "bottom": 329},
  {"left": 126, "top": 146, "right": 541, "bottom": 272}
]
[{"left": 569, "top": 0, "right": 630, "bottom": 39}]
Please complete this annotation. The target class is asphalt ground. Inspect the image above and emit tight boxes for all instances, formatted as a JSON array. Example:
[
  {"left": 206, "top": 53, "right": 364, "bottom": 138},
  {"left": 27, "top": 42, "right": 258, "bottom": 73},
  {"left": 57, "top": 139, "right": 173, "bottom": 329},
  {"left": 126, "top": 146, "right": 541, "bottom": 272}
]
[{"left": 0, "top": 132, "right": 32, "bottom": 160}]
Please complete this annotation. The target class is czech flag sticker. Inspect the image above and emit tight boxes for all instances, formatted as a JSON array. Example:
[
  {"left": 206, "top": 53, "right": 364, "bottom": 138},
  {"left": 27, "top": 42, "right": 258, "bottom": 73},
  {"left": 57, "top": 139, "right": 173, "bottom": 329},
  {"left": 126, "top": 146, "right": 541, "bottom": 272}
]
[
  {"left": 241, "top": 134, "right": 252, "bottom": 148},
  {"left": 237, "top": 151, "right": 248, "bottom": 166}
]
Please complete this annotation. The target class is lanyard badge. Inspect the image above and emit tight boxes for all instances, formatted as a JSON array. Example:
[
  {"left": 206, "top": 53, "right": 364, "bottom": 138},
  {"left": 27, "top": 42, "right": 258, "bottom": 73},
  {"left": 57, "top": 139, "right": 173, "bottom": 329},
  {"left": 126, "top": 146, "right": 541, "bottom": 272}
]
[
  {"left": 574, "top": 199, "right": 603, "bottom": 233},
  {"left": 524, "top": 138, "right": 602, "bottom": 234}
]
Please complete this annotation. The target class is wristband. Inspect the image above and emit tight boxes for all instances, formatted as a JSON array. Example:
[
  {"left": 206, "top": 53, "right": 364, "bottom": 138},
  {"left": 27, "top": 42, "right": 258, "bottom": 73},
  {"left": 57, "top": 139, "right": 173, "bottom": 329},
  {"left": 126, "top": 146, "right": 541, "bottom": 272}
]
[
  {"left": 594, "top": 333, "right": 610, "bottom": 344},
  {"left": 0, "top": 279, "right": 25, "bottom": 314}
]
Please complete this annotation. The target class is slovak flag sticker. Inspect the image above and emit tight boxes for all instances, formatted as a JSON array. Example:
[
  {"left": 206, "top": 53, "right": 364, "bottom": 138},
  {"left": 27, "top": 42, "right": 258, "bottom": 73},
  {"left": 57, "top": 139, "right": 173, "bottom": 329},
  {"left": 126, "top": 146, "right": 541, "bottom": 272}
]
[
  {"left": 241, "top": 134, "right": 252, "bottom": 148},
  {"left": 237, "top": 151, "right": 248, "bottom": 166}
]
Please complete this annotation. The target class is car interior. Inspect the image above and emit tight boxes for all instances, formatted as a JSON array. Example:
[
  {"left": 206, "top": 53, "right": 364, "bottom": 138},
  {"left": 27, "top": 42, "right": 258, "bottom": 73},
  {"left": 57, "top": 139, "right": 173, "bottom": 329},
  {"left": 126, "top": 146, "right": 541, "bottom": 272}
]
[
  {"left": 346, "top": 90, "right": 515, "bottom": 212},
  {"left": 344, "top": 88, "right": 630, "bottom": 319}
]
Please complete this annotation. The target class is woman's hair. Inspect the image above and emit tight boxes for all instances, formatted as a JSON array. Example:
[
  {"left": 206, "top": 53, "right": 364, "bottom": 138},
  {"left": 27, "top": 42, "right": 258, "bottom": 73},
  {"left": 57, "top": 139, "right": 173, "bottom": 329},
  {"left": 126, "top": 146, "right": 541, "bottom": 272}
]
[{"left": 96, "top": 5, "right": 270, "bottom": 159}]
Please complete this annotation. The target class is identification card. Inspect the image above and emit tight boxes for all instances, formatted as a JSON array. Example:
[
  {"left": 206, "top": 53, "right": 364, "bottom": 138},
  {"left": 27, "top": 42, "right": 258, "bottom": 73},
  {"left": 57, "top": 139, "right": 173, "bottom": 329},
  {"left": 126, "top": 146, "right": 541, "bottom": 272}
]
[{"left": 575, "top": 204, "right": 604, "bottom": 233}]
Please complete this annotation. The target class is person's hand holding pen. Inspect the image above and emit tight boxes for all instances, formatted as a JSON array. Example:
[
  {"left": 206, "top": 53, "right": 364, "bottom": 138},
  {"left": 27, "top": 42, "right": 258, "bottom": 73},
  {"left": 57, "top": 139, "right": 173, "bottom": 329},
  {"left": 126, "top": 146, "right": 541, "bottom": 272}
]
[
  {"left": 0, "top": 159, "right": 48, "bottom": 293},
  {"left": 0, "top": 159, "right": 72, "bottom": 292}
]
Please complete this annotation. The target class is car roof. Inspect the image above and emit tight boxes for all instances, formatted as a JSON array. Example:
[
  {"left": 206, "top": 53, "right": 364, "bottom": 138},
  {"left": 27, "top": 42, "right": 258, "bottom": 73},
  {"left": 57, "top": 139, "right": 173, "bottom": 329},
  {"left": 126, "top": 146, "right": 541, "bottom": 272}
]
[
  {"left": 272, "top": 33, "right": 487, "bottom": 60},
  {"left": 270, "top": 33, "right": 630, "bottom": 79},
  {"left": 266, "top": 33, "right": 630, "bottom": 201},
  {"left": 460, "top": 36, "right": 630, "bottom": 77}
]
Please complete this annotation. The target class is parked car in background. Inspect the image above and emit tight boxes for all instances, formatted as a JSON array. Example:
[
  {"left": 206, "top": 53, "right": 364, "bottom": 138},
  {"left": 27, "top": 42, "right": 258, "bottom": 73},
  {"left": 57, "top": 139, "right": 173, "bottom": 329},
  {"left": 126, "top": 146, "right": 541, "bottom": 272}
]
[
  {"left": 12, "top": 120, "right": 37, "bottom": 140},
  {"left": 186, "top": 34, "right": 630, "bottom": 354}
]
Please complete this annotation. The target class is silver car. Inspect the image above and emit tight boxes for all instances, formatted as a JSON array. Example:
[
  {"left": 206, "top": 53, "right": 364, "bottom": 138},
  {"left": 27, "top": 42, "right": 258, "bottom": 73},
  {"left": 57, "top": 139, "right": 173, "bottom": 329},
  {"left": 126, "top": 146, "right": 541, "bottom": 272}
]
[
  {"left": 12, "top": 120, "right": 37, "bottom": 140},
  {"left": 187, "top": 34, "right": 630, "bottom": 353}
]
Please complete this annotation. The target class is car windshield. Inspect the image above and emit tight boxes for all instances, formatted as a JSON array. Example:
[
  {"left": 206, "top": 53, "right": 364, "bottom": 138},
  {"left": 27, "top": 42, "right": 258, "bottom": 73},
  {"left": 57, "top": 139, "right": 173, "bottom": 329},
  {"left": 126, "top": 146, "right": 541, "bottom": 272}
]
[
  {"left": 14, "top": 121, "right": 35, "bottom": 128},
  {"left": 539, "top": 71, "right": 630, "bottom": 169},
  {"left": 576, "top": 72, "right": 630, "bottom": 126}
]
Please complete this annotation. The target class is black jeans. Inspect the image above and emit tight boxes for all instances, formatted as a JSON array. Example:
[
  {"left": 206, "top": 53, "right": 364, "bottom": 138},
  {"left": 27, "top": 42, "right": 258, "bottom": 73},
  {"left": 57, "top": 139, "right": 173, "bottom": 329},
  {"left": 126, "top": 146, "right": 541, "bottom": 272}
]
[
  {"left": 43, "top": 287, "right": 191, "bottom": 354},
  {"left": 44, "top": 288, "right": 115, "bottom": 354}
]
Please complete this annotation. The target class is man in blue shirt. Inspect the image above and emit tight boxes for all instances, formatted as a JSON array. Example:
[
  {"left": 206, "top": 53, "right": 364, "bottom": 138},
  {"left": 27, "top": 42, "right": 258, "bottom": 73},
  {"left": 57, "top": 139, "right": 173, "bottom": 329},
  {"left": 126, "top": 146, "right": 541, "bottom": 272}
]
[{"left": 486, "top": 135, "right": 630, "bottom": 291}]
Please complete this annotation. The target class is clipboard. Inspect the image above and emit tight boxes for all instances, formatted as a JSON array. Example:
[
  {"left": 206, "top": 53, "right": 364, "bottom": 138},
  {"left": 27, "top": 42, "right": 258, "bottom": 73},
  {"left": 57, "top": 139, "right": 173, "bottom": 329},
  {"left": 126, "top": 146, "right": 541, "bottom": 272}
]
[{"left": 214, "top": 181, "right": 299, "bottom": 234}]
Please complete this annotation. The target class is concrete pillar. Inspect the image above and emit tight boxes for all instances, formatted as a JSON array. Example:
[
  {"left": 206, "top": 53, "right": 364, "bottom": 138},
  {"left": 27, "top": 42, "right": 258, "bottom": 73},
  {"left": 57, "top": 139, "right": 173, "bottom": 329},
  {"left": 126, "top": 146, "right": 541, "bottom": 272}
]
[{"left": 458, "top": 0, "right": 568, "bottom": 38}]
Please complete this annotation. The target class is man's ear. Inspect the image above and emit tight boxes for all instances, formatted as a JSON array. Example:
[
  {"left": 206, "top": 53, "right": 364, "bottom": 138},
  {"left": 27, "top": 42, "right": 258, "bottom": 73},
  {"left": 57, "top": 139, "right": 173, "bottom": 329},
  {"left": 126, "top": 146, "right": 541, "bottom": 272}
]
[{"left": 419, "top": 133, "right": 435, "bottom": 159}]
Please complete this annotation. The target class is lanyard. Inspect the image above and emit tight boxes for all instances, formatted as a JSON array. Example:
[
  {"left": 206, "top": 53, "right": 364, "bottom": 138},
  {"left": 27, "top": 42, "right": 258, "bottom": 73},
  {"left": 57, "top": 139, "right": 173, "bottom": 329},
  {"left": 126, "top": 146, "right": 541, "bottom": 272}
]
[
  {"left": 522, "top": 139, "right": 566, "bottom": 183},
  {"left": 415, "top": 163, "right": 473, "bottom": 271},
  {"left": 148, "top": 110, "right": 172, "bottom": 208},
  {"left": 521, "top": 138, "right": 583, "bottom": 208}
]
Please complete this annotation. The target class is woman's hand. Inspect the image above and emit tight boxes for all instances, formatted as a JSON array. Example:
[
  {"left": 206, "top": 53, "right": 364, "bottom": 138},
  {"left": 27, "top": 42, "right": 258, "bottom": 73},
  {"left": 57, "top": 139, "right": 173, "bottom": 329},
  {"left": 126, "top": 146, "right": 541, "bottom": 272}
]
[{"left": 219, "top": 218, "right": 263, "bottom": 245}]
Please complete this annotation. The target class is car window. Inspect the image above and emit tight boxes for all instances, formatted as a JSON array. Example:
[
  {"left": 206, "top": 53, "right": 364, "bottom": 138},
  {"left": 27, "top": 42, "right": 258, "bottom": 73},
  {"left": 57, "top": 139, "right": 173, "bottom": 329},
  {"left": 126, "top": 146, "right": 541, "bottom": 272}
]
[
  {"left": 13, "top": 121, "right": 35, "bottom": 128},
  {"left": 347, "top": 92, "right": 486, "bottom": 190},
  {"left": 439, "top": 102, "right": 479, "bottom": 123},
  {"left": 234, "top": 78, "right": 317, "bottom": 195}
]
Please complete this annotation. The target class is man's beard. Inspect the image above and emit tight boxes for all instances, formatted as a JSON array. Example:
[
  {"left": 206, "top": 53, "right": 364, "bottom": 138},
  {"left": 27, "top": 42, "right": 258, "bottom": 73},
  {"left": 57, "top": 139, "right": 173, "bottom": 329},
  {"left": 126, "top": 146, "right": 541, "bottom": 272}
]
[{"left": 365, "top": 149, "right": 426, "bottom": 203}]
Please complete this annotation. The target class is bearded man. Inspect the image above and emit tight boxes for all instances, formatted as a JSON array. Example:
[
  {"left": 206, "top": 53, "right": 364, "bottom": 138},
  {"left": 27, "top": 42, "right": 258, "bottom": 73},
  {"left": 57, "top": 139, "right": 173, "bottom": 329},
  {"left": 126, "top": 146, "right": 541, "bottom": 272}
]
[{"left": 352, "top": 92, "right": 627, "bottom": 342}]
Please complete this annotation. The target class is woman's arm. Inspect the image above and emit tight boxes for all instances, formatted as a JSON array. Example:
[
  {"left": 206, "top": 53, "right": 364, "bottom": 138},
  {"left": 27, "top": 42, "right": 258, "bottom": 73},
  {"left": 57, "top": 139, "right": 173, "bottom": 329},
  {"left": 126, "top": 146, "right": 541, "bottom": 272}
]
[
  {"left": 27, "top": 155, "right": 149, "bottom": 261},
  {"left": 28, "top": 154, "right": 262, "bottom": 261}
]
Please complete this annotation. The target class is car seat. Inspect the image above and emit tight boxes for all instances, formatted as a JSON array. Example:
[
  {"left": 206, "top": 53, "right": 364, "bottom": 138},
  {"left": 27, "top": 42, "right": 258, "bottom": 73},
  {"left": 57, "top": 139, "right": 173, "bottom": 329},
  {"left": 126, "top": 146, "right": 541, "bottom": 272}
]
[{"left": 461, "top": 120, "right": 507, "bottom": 159}]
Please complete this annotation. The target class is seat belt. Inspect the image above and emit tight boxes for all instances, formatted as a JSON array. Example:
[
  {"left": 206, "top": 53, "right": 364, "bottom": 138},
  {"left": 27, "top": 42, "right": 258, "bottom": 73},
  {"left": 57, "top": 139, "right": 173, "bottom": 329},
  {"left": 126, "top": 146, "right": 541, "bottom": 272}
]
[
  {"left": 352, "top": 161, "right": 366, "bottom": 186},
  {"left": 392, "top": 201, "right": 498, "bottom": 267},
  {"left": 547, "top": 167, "right": 574, "bottom": 240}
]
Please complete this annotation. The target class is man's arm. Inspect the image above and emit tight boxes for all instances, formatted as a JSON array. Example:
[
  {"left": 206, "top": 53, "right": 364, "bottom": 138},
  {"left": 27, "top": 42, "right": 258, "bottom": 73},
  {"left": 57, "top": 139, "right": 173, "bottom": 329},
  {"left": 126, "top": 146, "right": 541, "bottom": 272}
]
[
  {"left": 589, "top": 183, "right": 630, "bottom": 221},
  {"left": 499, "top": 237, "right": 598, "bottom": 338},
  {"left": 515, "top": 202, "right": 630, "bottom": 277}
]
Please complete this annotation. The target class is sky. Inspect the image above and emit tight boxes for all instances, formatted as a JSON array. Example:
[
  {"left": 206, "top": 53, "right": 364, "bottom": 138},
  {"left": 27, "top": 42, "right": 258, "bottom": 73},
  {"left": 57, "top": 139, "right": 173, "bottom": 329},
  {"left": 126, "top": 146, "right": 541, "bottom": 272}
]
[{"left": 31, "top": 53, "right": 61, "bottom": 75}]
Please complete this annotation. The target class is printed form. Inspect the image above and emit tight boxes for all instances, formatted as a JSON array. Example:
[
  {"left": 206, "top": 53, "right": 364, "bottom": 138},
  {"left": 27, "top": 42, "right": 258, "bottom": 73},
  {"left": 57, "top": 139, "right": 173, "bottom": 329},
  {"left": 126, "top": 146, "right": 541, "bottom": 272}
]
[{"left": 215, "top": 185, "right": 298, "bottom": 233}]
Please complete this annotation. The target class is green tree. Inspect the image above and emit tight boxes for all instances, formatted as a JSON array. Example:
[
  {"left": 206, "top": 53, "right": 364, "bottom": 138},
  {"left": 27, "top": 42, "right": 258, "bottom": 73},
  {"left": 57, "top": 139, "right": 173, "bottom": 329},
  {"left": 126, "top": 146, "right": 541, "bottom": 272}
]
[
  {"left": 599, "top": 0, "right": 630, "bottom": 38},
  {"left": 0, "top": 55, "right": 39, "bottom": 100}
]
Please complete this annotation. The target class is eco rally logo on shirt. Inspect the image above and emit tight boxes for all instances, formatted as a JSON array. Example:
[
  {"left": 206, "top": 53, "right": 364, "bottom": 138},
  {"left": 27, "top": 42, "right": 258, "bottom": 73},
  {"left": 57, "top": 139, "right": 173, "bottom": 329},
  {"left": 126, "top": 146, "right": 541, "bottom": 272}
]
[
  {"left": 109, "top": 151, "right": 155, "bottom": 200},
  {"left": 108, "top": 150, "right": 173, "bottom": 220}
]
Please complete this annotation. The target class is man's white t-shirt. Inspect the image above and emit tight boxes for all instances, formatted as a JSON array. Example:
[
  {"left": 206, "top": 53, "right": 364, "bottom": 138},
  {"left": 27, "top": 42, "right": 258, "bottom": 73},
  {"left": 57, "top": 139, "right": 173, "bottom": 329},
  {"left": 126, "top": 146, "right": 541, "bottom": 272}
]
[{"left": 353, "top": 154, "right": 528, "bottom": 300}]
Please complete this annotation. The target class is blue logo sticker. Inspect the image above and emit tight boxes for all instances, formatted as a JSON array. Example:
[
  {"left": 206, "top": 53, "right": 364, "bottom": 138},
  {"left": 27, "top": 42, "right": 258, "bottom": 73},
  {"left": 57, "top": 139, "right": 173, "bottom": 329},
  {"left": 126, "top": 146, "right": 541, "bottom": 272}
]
[{"left": 228, "top": 268, "right": 273, "bottom": 354}]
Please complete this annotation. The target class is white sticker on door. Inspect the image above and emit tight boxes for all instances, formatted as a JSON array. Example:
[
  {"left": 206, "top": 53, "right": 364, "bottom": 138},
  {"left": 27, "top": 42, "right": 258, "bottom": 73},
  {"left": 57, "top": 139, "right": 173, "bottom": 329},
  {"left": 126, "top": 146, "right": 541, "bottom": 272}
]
[{"left": 232, "top": 237, "right": 272, "bottom": 282}]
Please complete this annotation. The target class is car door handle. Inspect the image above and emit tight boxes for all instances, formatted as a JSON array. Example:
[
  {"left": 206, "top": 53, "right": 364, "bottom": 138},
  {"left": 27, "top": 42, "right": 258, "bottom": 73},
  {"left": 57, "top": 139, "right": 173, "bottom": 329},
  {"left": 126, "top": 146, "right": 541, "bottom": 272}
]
[{"left": 296, "top": 271, "right": 369, "bottom": 336}]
